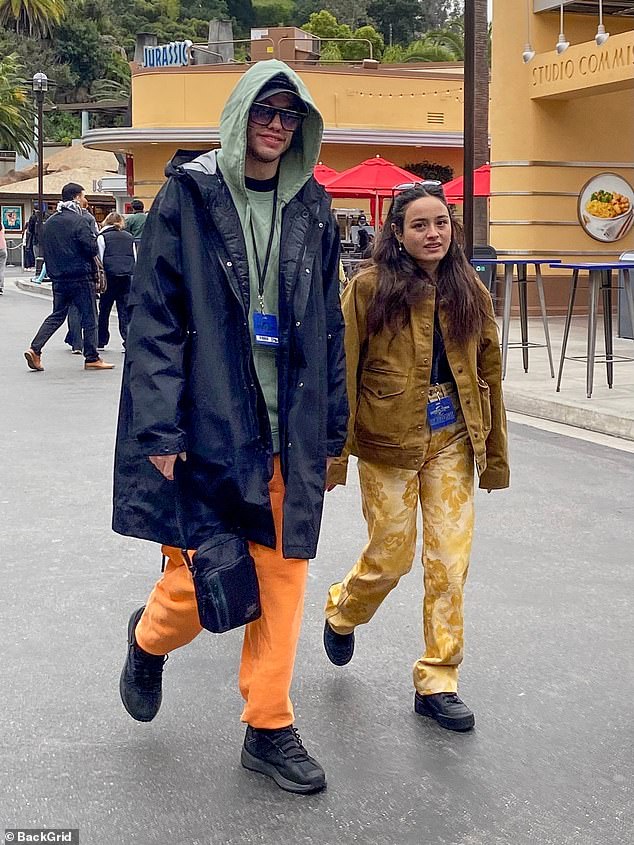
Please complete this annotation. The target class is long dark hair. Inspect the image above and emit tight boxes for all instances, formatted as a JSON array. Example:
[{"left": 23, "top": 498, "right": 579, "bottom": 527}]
[{"left": 367, "top": 185, "right": 489, "bottom": 344}]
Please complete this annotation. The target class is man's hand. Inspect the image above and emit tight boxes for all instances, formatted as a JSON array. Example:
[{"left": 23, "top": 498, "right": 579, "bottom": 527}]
[{"left": 149, "top": 452, "right": 187, "bottom": 481}]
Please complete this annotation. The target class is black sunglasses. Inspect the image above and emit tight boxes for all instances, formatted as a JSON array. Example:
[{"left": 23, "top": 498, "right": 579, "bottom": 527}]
[{"left": 249, "top": 102, "right": 305, "bottom": 132}]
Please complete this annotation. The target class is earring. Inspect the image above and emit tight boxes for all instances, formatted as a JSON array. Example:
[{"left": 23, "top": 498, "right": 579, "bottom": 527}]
[{"left": 398, "top": 241, "right": 403, "bottom": 252}]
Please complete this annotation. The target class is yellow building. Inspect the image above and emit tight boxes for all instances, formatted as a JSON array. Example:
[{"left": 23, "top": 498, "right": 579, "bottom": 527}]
[
  {"left": 83, "top": 52, "right": 466, "bottom": 207},
  {"left": 490, "top": 0, "right": 634, "bottom": 277}
]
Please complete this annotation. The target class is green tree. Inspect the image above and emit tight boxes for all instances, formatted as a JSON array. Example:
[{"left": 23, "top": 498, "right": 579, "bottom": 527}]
[
  {"left": 302, "top": 10, "right": 343, "bottom": 40},
  {"left": 367, "top": 0, "right": 452, "bottom": 46},
  {"left": 0, "top": 0, "right": 67, "bottom": 36},
  {"left": 426, "top": 18, "right": 464, "bottom": 60},
  {"left": 252, "top": 0, "right": 294, "bottom": 28},
  {"left": 402, "top": 37, "right": 456, "bottom": 62},
  {"left": 54, "top": 15, "right": 113, "bottom": 90},
  {"left": 294, "top": 0, "right": 370, "bottom": 30},
  {"left": 45, "top": 110, "right": 80, "bottom": 143},
  {"left": 181, "top": 0, "right": 228, "bottom": 16},
  {"left": 302, "top": 10, "right": 382, "bottom": 61},
  {"left": 0, "top": 53, "right": 35, "bottom": 155},
  {"left": 227, "top": 0, "right": 253, "bottom": 32},
  {"left": 403, "top": 160, "right": 454, "bottom": 183},
  {"left": 0, "top": 26, "right": 77, "bottom": 95}
]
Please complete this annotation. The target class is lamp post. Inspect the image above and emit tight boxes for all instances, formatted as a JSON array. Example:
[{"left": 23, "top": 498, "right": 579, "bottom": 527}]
[{"left": 32, "top": 72, "right": 48, "bottom": 251}]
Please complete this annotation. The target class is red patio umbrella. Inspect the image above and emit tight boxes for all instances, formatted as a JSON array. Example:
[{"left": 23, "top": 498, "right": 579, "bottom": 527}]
[
  {"left": 324, "top": 156, "right": 423, "bottom": 225},
  {"left": 313, "top": 163, "right": 338, "bottom": 186},
  {"left": 442, "top": 164, "right": 491, "bottom": 203}
]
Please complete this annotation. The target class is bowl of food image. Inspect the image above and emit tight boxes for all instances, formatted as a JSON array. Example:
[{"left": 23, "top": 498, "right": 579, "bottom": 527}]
[{"left": 581, "top": 186, "right": 634, "bottom": 241}]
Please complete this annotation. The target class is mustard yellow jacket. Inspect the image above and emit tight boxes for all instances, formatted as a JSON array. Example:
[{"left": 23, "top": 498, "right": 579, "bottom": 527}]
[{"left": 329, "top": 266, "right": 510, "bottom": 490}]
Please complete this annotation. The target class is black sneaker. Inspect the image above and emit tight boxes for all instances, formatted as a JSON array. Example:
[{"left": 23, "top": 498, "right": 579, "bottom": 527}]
[
  {"left": 414, "top": 691, "right": 475, "bottom": 732},
  {"left": 119, "top": 606, "right": 167, "bottom": 722},
  {"left": 241, "top": 725, "right": 326, "bottom": 794},
  {"left": 323, "top": 620, "right": 355, "bottom": 666}
]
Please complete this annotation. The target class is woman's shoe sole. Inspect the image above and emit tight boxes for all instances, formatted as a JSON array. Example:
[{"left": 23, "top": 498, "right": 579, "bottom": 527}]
[{"left": 240, "top": 748, "right": 326, "bottom": 794}]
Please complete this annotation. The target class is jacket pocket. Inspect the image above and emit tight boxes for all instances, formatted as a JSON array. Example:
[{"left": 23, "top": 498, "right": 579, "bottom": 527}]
[
  {"left": 477, "top": 377, "right": 492, "bottom": 436},
  {"left": 356, "top": 369, "right": 407, "bottom": 447}
]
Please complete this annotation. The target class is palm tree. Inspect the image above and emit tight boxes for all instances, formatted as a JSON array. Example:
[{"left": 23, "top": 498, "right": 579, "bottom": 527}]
[
  {"left": 404, "top": 39, "right": 457, "bottom": 63},
  {"left": 0, "top": 53, "right": 35, "bottom": 156},
  {"left": 383, "top": 39, "right": 457, "bottom": 64},
  {"left": 0, "top": 0, "right": 67, "bottom": 37},
  {"left": 426, "top": 21, "right": 465, "bottom": 60}
]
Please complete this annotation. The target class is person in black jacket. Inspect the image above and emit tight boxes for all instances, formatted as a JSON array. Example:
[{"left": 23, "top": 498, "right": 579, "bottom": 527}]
[
  {"left": 115, "top": 61, "right": 347, "bottom": 795},
  {"left": 96, "top": 212, "right": 135, "bottom": 349},
  {"left": 24, "top": 183, "right": 114, "bottom": 372}
]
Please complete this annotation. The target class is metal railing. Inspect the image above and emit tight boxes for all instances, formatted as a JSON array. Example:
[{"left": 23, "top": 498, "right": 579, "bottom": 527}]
[
  {"left": 189, "top": 38, "right": 275, "bottom": 64},
  {"left": 277, "top": 35, "right": 373, "bottom": 62},
  {"left": 187, "top": 35, "right": 373, "bottom": 66}
]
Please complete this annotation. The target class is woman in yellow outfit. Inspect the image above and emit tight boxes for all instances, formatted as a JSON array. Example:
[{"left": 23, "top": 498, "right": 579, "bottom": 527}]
[{"left": 324, "top": 183, "right": 510, "bottom": 731}]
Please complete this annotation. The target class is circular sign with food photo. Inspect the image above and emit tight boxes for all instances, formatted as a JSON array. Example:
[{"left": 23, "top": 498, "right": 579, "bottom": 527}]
[{"left": 578, "top": 173, "right": 634, "bottom": 243}]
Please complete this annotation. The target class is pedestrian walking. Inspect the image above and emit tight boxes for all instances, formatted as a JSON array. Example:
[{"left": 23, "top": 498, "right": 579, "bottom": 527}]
[
  {"left": 0, "top": 219, "right": 7, "bottom": 295},
  {"left": 24, "top": 182, "right": 114, "bottom": 372},
  {"left": 64, "top": 202, "right": 101, "bottom": 354},
  {"left": 24, "top": 211, "right": 37, "bottom": 269},
  {"left": 96, "top": 212, "right": 134, "bottom": 349},
  {"left": 323, "top": 183, "right": 510, "bottom": 732},
  {"left": 114, "top": 60, "right": 347, "bottom": 795},
  {"left": 124, "top": 199, "right": 147, "bottom": 240}
]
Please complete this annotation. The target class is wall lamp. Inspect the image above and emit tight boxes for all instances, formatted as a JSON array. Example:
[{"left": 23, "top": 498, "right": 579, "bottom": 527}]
[
  {"left": 595, "top": 0, "right": 610, "bottom": 45},
  {"left": 522, "top": 0, "right": 535, "bottom": 63},
  {"left": 555, "top": 3, "right": 569, "bottom": 54}
]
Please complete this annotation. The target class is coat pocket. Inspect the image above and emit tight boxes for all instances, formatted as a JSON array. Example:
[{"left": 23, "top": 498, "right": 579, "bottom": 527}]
[
  {"left": 356, "top": 369, "right": 407, "bottom": 447},
  {"left": 477, "top": 377, "right": 492, "bottom": 436}
]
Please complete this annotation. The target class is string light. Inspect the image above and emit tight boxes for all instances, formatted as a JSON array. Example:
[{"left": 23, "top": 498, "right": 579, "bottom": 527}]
[{"left": 347, "top": 87, "right": 464, "bottom": 100}]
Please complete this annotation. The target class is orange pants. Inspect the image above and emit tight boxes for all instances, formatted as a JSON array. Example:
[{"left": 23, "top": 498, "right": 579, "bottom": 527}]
[{"left": 135, "top": 458, "right": 309, "bottom": 729}]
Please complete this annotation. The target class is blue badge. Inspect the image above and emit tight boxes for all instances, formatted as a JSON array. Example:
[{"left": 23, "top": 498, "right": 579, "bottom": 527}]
[
  {"left": 253, "top": 312, "right": 279, "bottom": 348},
  {"left": 427, "top": 396, "right": 457, "bottom": 430}
]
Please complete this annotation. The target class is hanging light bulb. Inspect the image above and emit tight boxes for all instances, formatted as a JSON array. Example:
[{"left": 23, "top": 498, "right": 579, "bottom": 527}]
[
  {"left": 522, "top": 0, "right": 535, "bottom": 63},
  {"left": 595, "top": 0, "right": 610, "bottom": 45},
  {"left": 555, "top": 4, "right": 569, "bottom": 54},
  {"left": 523, "top": 44, "right": 536, "bottom": 63}
]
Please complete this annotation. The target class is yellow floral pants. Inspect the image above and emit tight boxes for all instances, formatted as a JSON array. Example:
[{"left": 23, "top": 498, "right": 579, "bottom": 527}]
[{"left": 326, "top": 390, "right": 475, "bottom": 695}]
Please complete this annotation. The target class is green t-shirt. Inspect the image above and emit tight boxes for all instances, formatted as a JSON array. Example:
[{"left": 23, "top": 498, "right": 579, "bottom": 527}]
[
  {"left": 245, "top": 183, "right": 281, "bottom": 452},
  {"left": 124, "top": 212, "right": 147, "bottom": 239}
]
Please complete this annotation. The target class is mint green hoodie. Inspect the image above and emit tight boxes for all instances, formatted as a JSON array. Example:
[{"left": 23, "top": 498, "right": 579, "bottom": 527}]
[{"left": 215, "top": 61, "right": 324, "bottom": 451}]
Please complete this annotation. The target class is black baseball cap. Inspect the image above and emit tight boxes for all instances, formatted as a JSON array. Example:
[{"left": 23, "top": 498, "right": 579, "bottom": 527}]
[{"left": 255, "top": 75, "right": 308, "bottom": 114}]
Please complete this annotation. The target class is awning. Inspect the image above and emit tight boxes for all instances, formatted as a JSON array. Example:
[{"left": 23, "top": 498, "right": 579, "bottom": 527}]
[{"left": 442, "top": 164, "right": 491, "bottom": 203}]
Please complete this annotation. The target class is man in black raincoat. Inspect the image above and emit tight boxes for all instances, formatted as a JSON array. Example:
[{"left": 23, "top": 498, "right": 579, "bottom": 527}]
[{"left": 115, "top": 60, "right": 347, "bottom": 794}]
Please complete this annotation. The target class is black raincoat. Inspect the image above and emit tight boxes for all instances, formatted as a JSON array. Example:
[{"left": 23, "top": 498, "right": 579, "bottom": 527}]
[{"left": 112, "top": 151, "right": 348, "bottom": 558}]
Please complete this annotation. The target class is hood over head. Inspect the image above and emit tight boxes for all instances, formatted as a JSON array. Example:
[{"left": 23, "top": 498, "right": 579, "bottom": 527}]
[{"left": 216, "top": 60, "right": 323, "bottom": 204}]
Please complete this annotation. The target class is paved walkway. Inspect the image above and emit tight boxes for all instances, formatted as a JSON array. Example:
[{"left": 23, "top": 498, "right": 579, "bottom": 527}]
[
  {"left": 3, "top": 278, "right": 632, "bottom": 845},
  {"left": 502, "top": 316, "right": 634, "bottom": 440},
  {"left": 7, "top": 267, "right": 634, "bottom": 440}
]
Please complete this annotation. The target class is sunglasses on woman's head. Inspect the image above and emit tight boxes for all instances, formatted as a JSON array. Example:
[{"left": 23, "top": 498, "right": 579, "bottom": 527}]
[
  {"left": 394, "top": 180, "right": 445, "bottom": 197},
  {"left": 249, "top": 102, "right": 305, "bottom": 132}
]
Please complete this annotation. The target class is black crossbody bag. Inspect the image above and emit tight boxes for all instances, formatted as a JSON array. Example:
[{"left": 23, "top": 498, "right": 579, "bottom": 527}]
[{"left": 183, "top": 534, "right": 261, "bottom": 633}]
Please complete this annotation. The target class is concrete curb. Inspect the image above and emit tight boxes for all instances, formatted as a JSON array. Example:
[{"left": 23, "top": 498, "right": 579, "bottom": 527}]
[
  {"left": 504, "top": 390, "right": 634, "bottom": 441},
  {"left": 15, "top": 279, "right": 52, "bottom": 297}
]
